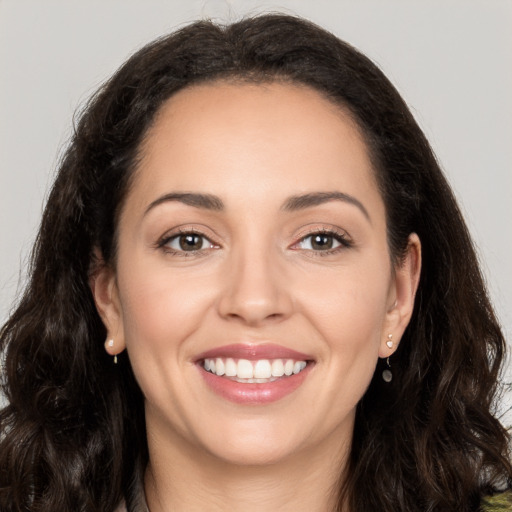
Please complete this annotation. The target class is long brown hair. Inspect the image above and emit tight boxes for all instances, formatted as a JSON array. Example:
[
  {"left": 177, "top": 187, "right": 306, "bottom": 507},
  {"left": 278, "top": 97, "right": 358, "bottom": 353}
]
[{"left": 1, "top": 14, "right": 510, "bottom": 512}]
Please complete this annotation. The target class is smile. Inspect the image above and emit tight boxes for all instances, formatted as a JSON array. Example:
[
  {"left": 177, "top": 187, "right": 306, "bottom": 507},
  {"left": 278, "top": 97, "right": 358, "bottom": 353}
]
[
  {"left": 203, "top": 357, "right": 308, "bottom": 382},
  {"left": 196, "top": 344, "right": 314, "bottom": 404}
]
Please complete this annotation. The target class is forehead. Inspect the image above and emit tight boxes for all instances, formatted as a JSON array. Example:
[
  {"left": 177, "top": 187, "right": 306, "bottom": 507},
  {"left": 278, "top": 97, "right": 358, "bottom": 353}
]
[
  {"left": 144, "top": 80, "right": 365, "bottom": 158},
  {"left": 129, "top": 81, "right": 382, "bottom": 216}
]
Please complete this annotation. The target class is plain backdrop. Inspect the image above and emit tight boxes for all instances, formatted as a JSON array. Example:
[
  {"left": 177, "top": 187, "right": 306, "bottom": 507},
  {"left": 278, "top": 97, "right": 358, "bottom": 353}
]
[{"left": 0, "top": 0, "right": 511, "bottom": 419}]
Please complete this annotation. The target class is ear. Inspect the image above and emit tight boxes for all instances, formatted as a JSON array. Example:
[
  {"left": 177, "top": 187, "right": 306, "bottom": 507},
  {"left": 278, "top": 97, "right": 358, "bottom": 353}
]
[
  {"left": 379, "top": 233, "right": 422, "bottom": 358},
  {"left": 89, "top": 248, "right": 126, "bottom": 358}
]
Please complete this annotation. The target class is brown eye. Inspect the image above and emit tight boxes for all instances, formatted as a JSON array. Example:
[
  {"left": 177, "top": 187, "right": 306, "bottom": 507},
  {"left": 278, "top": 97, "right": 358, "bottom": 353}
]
[
  {"left": 298, "top": 233, "right": 341, "bottom": 251},
  {"left": 164, "top": 232, "right": 214, "bottom": 252},
  {"left": 179, "top": 234, "right": 204, "bottom": 251},
  {"left": 310, "top": 234, "right": 334, "bottom": 250}
]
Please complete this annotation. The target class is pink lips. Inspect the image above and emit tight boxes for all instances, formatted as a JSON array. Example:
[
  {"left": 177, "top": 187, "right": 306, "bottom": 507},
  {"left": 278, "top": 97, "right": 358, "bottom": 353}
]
[
  {"left": 196, "top": 343, "right": 312, "bottom": 361},
  {"left": 196, "top": 343, "right": 314, "bottom": 405}
]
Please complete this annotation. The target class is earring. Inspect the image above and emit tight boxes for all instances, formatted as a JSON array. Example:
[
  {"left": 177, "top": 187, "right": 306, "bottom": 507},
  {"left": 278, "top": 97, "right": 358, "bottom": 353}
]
[
  {"left": 107, "top": 339, "right": 118, "bottom": 364},
  {"left": 382, "top": 357, "right": 392, "bottom": 382},
  {"left": 386, "top": 334, "right": 393, "bottom": 349}
]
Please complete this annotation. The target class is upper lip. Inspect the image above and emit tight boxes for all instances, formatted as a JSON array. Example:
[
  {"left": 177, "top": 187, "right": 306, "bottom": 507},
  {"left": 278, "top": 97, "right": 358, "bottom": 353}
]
[{"left": 195, "top": 343, "right": 313, "bottom": 362}]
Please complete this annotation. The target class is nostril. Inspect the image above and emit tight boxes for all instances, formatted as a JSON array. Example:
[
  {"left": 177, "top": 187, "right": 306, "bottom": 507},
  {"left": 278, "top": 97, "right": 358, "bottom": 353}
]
[{"left": 224, "top": 312, "right": 282, "bottom": 326}]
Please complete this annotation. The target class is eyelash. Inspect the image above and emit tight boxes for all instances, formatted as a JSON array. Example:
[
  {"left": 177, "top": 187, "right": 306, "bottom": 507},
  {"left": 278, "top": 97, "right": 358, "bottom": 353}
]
[
  {"left": 292, "top": 228, "right": 353, "bottom": 256},
  {"left": 156, "top": 227, "right": 353, "bottom": 257},
  {"left": 156, "top": 228, "right": 218, "bottom": 257}
]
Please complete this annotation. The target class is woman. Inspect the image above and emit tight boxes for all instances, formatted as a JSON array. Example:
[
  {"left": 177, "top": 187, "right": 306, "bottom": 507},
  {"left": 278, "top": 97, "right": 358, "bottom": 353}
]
[{"left": 0, "top": 14, "right": 510, "bottom": 512}]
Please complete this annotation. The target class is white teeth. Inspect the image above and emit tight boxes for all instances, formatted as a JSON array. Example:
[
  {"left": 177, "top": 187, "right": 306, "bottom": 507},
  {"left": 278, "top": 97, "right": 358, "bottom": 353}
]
[
  {"left": 254, "top": 359, "right": 272, "bottom": 379},
  {"left": 284, "top": 359, "right": 294, "bottom": 376},
  {"left": 233, "top": 377, "right": 279, "bottom": 383},
  {"left": 271, "top": 359, "right": 285, "bottom": 377},
  {"left": 293, "top": 361, "right": 307, "bottom": 374},
  {"left": 237, "top": 359, "right": 253, "bottom": 379},
  {"left": 203, "top": 357, "right": 309, "bottom": 381},
  {"left": 225, "top": 358, "right": 237, "bottom": 377},
  {"left": 215, "top": 358, "right": 225, "bottom": 376}
]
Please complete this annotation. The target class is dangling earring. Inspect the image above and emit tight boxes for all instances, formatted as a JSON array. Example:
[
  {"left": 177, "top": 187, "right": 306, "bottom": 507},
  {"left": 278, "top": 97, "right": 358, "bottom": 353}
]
[
  {"left": 107, "top": 338, "right": 118, "bottom": 364},
  {"left": 382, "top": 357, "right": 392, "bottom": 382}
]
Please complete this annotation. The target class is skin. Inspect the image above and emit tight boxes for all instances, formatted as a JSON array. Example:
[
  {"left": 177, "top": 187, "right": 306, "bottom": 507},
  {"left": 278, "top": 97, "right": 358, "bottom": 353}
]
[{"left": 92, "top": 82, "right": 421, "bottom": 512}]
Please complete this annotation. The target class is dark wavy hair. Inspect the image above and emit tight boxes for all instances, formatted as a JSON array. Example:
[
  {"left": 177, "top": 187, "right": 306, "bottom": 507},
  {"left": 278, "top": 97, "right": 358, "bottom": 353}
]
[{"left": 1, "top": 13, "right": 510, "bottom": 512}]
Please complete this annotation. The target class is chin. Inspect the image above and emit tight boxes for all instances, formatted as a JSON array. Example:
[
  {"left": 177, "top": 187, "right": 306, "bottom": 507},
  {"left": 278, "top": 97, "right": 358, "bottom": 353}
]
[
  {"left": 191, "top": 415, "right": 317, "bottom": 468},
  {"left": 205, "top": 438, "right": 299, "bottom": 467}
]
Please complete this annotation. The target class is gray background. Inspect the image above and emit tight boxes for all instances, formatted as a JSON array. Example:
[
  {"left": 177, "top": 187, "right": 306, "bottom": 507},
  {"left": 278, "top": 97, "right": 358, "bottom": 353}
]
[{"left": 1, "top": 0, "right": 511, "bottom": 420}]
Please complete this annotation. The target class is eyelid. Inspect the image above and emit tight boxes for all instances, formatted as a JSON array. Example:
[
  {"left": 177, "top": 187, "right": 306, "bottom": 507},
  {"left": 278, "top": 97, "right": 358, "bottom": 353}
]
[
  {"left": 290, "top": 225, "right": 353, "bottom": 252},
  {"left": 154, "top": 224, "right": 352, "bottom": 256},
  {"left": 155, "top": 226, "right": 221, "bottom": 254}
]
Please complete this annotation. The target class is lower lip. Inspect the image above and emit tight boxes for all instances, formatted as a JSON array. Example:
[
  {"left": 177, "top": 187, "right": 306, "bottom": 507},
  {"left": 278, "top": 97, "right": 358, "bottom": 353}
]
[{"left": 198, "top": 363, "right": 313, "bottom": 405}]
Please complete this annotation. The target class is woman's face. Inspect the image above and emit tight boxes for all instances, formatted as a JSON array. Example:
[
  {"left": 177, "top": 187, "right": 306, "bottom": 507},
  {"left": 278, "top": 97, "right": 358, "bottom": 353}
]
[{"left": 94, "top": 81, "right": 419, "bottom": 467}]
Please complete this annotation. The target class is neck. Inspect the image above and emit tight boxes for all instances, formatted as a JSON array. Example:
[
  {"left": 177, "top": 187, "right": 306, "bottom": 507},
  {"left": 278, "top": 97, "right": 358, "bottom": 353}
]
[{"left": 143, "top": 422, "right": 351, "bottom": 512}]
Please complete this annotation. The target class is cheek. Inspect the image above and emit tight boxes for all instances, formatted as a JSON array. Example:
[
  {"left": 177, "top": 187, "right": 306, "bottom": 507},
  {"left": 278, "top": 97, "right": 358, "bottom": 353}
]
[
  {"left": 298, "top": 263, "right": 390, "bottom": 343},
  {"left": 114, "top": 259, "right": 218, "bottom": 422},
  {"left": 295, "top": 261, "right": 390, "bottom": 397},
  {"left": 116, "top": 257, "right": 216, "bottom": 355}
]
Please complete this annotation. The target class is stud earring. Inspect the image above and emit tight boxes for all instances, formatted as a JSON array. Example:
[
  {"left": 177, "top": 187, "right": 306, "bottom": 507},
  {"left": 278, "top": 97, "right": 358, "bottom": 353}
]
[
  {"left": 386, "top": 334, "right": 393, "bottom": 349},
  {"left": 382, "top": 357, "right": 392, "bottom": 383}
]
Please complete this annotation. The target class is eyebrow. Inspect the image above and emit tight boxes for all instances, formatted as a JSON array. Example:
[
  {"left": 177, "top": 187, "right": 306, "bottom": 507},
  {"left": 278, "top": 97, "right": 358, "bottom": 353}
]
[
  {"left": 282, "top": 192, "right": 371, "bottom": 221},
  {"left": 144, "top": 192, "right": 224, "bottom": 215},
  {"left": 144, "top": 190, "right": 370, "bottom": 222}
]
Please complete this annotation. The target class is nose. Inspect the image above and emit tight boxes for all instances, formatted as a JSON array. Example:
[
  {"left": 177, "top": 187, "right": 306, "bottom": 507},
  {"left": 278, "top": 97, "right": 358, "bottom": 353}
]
[{"left": 217, "top": 246, "right": 294, "bottom": 326}]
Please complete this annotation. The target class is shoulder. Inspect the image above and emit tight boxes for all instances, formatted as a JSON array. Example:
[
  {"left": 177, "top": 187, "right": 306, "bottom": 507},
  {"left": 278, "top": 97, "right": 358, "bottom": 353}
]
[
  {"left": 115, "top": 502, "right": 127, "bottom": 512},
  {"left": 481, "top": 491, "right": 512, "bottom": 511}
]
